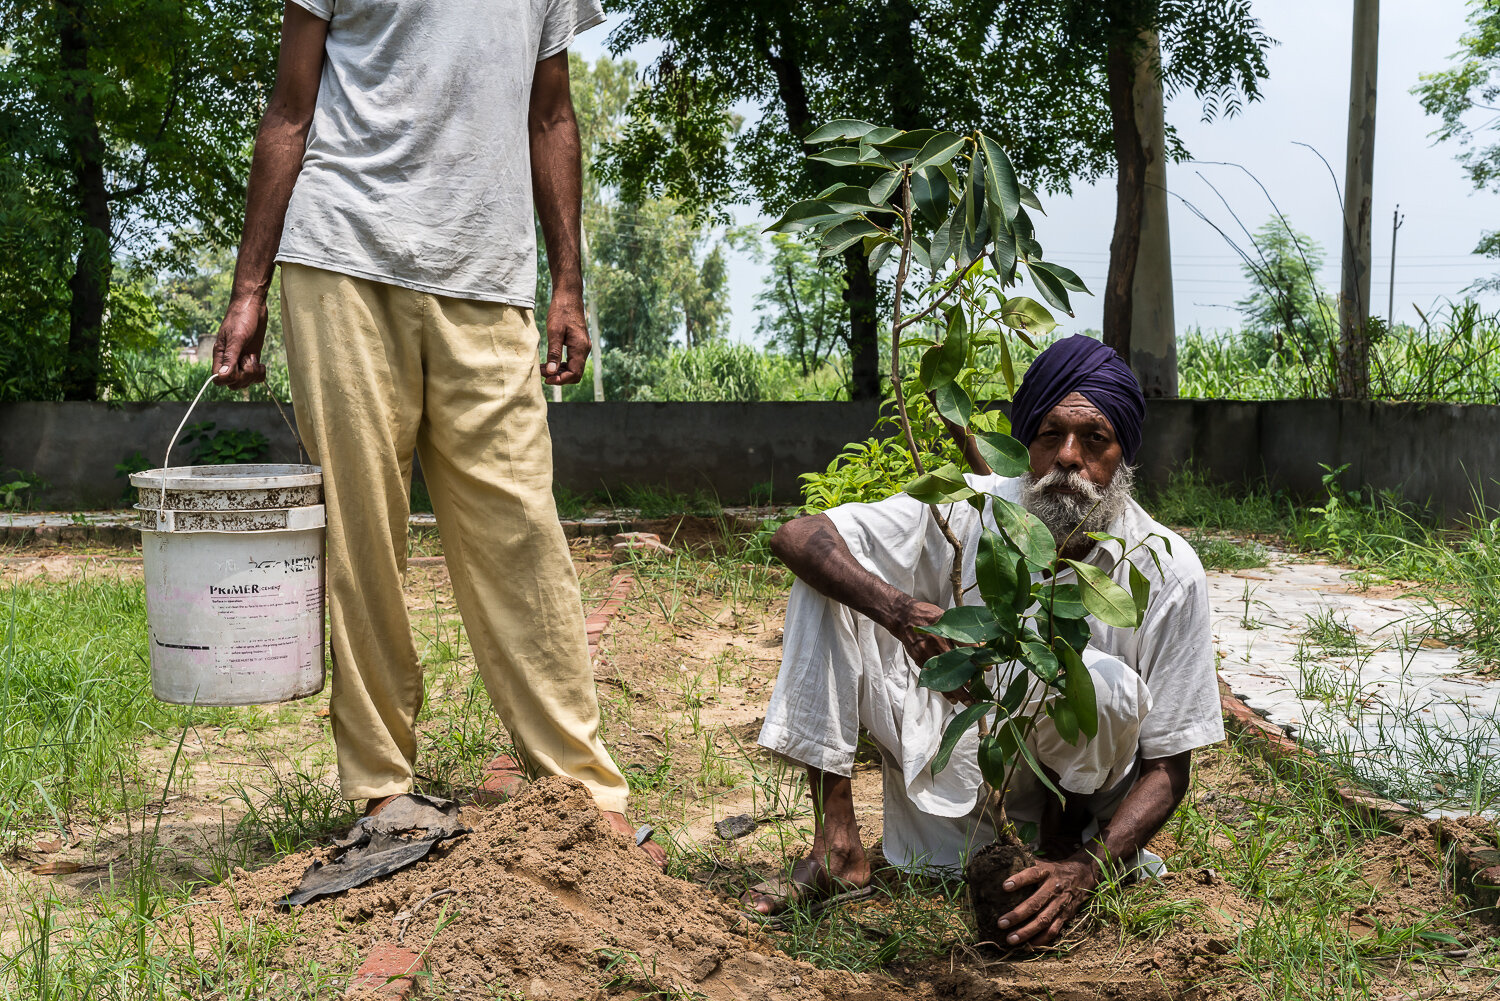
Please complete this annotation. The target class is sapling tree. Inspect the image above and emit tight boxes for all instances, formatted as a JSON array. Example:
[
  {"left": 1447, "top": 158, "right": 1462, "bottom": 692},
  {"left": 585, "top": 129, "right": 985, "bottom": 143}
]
[{"left": 766, "top": 122, "right": 1164, "bottom": 896}]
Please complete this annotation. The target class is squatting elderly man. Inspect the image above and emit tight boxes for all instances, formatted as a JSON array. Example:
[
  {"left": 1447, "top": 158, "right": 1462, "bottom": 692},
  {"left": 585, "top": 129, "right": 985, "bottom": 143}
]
[{"left": 746, "top": 335, "right": 1224, "bottom": 946}]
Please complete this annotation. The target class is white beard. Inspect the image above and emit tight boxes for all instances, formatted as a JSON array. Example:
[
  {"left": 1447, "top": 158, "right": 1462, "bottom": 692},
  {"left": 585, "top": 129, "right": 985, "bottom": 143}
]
[{"left": 1020, "top": 464, "right": 1136, "bottom": 550}]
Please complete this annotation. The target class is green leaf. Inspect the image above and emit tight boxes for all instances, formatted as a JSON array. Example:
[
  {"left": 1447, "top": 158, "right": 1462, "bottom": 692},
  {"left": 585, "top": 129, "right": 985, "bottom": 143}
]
[
  {"left": 1024, "top": 258, "right": 1073, "bottom": 315},
  {"left": 979, "top": 134, "right": 1021, "bottom": 223},
  {"left": 930, "top": 702, "right": 992, "bottom": 777},
  {"left": 999, "top": 296, "right": 1058, "bottom": 338},
  {"left": 991, "top": 496, "right": 1055, "bottom": 570},
  {"left": 997, "top": 671, "right": 1032, "bottom": 715},
  {"left": 859, "top": 126, "right": 904, "bottom": 146},
  {"left": 868, "top": 240, "right": 895, "bottom": 273},
  {"left": 1064, "top": 559, "right": 1139, "bottom": 627},
  {"left": 806, "top": 146, "right": 866, "bottom": 167},
  {"left": 975, "top": 529, "right": 1021, "bottom": 608},
  {"left": 1048, "top": 699, "right": 1081, "bottom": 745},
  {"left": 1032, "top": 260, "right": 1090, "bottom": 293},
  {"left": 904, "top": 462, "right": 976, "bottom": 505},
  {"left": 928, "top": 211, "right": 955, "bottom": 271},
  {"left": 819, "top": 219, "right": 883, "bottom": 257},
  {"left": 1017, "top": 737, "right": 1066, "bottom": 804},
  {"left": 1021, "top": 638, "right": 1059, "bottom": 683},
  {"left": 912, "top": 131, "right": 966, "bottom": 173},
  {"left": 805, "top": 120, "right": 878, "bottom": 144},
  {"left": 1040, "top": 582, "right": 1087, "bottom": 619},
  {"left": 990, "top": 225, "right": 1018, "bottom": 284},
  {"left": 963, "top": 146, "right": 987, "bottom": 244},
  {"left": 933, "top": 381, "right": 972, "bottom": 426},
  {"left": 919, "top": 308, "right": 967, "bottom": 389},
  {"left": 868, "top": 171, "right": 902, "bottom": 206},
  {"left": 976, "top": 733, "right": 1008, "bottom": 788},
  {"left": 972, "top": 431, "right": 1030, "bottom": 477},
  {"left": 919, "top": 604, "right": 1006, "bottom": 644},
  {"left": 1019, "top": 182, "right": 1044, "bottom": 212},
  {"left": 1057, "top": 640, "right": 1099, "bottom": 739},
  {"left": 918, "top": 646, "right": 987, "bottom": 693},
  {"left": 818, "top": 183, "right": 892, "bottom": 214},
  {"left": 765, "top": 199, "right": 851, "bottom": 234},
  {"left": 997, "top": 334, "right": 1017, "bottom": 395},
  {"left": 1129, "top": 561, "right": 1151, "bottom": 621},
  {"left": 911, "top": 168, "right": 950, "bottom": 227},
  {"left": 957, "top": 199, "right": 990, "bottom": 271},
  {"left": 873, "top": 128, "right": 942, "bottom": 156},
  {"left": 1037, "top": 605, "right": 1091, "bottom": 650}
]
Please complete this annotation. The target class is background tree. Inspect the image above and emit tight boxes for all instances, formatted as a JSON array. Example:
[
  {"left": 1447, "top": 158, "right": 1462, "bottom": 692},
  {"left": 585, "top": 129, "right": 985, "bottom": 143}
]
[
  {"left": 0, "top": 0, "right": 280, "bottom": 400},
  {"left": 1235, "top": 218, "right": 1335, "bottom": 365},
  {"left": 599, "top": 0, "right": 1271, "bottom": 399},
  {"left": 534, "top": 53, "right": 731, "bottom": 389},
  {"left": 749, "top": 231, "right": 849, "bottom": 377},
  {"left": 590, "top": 198, "right": 727, "bottom": 355},
  {"left": 1416, "top": 0, "right": 1500, "bottom": 291}
]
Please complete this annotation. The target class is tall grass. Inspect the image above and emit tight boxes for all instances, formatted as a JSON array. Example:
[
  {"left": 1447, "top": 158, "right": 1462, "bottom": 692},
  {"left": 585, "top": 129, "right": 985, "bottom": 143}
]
[
  {"left": 0, "top": 576, "right": 235, "bottom": 840},
  {"left": 1178, "top": 300, "right": 1500, "bottom": 404}
]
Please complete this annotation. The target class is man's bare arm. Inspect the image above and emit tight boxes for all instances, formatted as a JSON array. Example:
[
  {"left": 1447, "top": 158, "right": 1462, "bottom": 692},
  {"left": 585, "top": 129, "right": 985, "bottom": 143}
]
[
  {"left": 529, "top": 51, "right": 588, "bottom": 386},
  {"left": 771, "top": 514, "right": 954, "bottom": 668},
  {"left": 213, "top": 2, "right": 328, "bottom": 389},
  {"left": 996, "top": 750, "right": 1191, "bottom": 947}
]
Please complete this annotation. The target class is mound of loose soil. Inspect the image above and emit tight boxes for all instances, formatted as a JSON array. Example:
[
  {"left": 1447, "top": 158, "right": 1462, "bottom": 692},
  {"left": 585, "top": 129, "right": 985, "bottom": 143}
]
[{"left": 185, "top": 777, "right": 869, "bottom": 1000}]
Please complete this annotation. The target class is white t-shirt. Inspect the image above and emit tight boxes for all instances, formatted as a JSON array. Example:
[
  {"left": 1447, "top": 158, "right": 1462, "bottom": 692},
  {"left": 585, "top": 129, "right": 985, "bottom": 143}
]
[
  {"left": 279, "top": 0, "right": 605, "bottom": 305},
  {"left": 823, "top": 473, "right": 1223, "bottom": 810}
]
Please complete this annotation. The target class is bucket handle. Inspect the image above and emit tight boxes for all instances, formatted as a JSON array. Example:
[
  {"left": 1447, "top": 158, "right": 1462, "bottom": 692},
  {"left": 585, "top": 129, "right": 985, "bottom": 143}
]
[{"left": 157, "top": 373, "right": 309, "bottom": 514}]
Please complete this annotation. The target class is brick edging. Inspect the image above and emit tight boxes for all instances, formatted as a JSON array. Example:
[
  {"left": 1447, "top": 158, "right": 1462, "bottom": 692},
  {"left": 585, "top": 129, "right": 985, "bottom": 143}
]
[
  {"left": 347, "top": 943, "right": 425, "bottom": 999},
  {"left": 1218, "top": 676, "right": 1500, "bottom": 909},
  {"left": 586, "top": 571, "right": 634, "bottom": 661}
]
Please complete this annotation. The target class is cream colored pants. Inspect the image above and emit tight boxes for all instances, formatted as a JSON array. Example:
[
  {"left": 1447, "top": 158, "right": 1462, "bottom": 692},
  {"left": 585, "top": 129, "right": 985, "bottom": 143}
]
[{"left": 279, "top": 263, "right": 629, "bottom": 813}]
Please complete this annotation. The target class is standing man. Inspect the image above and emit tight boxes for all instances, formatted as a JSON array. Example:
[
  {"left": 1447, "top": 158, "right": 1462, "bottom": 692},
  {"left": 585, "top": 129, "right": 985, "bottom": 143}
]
[{"left": 212, "top": 0, "right": 661, "bottom": 865}]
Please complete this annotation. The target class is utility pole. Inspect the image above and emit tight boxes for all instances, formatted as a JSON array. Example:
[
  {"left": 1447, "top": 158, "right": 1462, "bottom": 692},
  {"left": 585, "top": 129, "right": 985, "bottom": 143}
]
[
  {"left": 1337, "top": 0, "right": 1378, "bottom": 399},
  {"left": 1387, "top": 205, "right": 1404, "bottom": 329},
  {"left": 582, "top": 227, "right": 604, "bottom": 402},
  {"left": 1129, "top": 29, "right": 1178, "bottom": 398}
]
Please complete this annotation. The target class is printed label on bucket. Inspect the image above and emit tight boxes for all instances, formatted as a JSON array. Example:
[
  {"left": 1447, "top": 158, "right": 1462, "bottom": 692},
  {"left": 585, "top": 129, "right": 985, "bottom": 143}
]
[{"left": 143, "top": 528, "right": 326, "bottom": 706}]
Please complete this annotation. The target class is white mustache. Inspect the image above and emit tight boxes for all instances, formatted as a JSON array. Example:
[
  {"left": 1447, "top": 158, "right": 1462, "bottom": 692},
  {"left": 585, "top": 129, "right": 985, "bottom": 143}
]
[{"left": 1031, "top": 468, "right": 1104, "bottom": 503}]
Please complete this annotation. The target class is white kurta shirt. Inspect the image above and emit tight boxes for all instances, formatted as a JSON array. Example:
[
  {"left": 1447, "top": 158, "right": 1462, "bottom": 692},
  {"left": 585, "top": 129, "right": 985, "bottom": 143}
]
[{"left": 816, "top": 473, "right": 1224, "bottom": 818}]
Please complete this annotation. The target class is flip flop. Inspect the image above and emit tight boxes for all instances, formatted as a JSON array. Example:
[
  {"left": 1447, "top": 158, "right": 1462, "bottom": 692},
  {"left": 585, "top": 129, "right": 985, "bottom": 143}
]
[{"left": 742, "top": 873, "right": 877, "bottom": 931}]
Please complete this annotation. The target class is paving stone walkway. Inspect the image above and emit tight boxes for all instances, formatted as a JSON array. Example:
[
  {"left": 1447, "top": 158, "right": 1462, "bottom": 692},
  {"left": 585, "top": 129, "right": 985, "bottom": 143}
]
[{"left": 1209, "top": 548, "right": 1497, "bottom": 816}]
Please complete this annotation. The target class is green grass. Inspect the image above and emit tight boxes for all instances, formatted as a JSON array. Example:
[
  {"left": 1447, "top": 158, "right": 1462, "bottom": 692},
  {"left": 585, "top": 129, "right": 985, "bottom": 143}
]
[
  {"left": 1163, "top": 745, "right": 1488, "bottom": 1000},
  {"left": 0, "top": 577, "right": 255, "bottom": 841},
  {"left": 1188, "top": 533, "right": 1271, "bottom": 571}
]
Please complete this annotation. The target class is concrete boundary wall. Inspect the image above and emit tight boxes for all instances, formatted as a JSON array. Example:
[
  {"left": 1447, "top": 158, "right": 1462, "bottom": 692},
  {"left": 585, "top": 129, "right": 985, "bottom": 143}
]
[{"left": 3, "top": 399, "right": 1498, "bottom": 516}]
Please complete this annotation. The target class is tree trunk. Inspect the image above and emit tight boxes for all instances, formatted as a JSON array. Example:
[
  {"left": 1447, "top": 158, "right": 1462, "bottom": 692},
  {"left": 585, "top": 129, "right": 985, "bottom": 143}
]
[
  {"left": 765, "top": 23, "right": 881, "bottom": 400},
  {"left": 57, "top": 0, "right": 112, "bottom": 401},
  {"left": 1129, "top": 31, "right": 1177, "bottom": 398},
  {"left": 1338, "top": 0, "right": 1378, "bottom": 399},
  {"left": 843, "top": 248, "right": 880, "bottom": 399},
  {"left": 1103, "top": 35, "right": 1147, "bottom": 368}
]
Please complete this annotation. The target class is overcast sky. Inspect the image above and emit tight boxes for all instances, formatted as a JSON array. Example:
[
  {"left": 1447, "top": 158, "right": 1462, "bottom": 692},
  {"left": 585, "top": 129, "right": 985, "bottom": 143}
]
[{"left": 574, "top": 0, "right": 1497, "bottom": 344}]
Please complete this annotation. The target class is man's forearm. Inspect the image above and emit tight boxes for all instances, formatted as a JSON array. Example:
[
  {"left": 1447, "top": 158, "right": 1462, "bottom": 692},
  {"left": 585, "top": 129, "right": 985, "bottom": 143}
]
[
  {"left": 232, "top": 106, "right": 314, "bottom": 303},
  {"left": 1081, "top": 752, "right": 1191, "bottom": 875},
  {"left": 770, "top": 515, "right": 914, "bottom": 631},
  {"left": 529, "top": 103, "right": 583, "bottom": 299}
]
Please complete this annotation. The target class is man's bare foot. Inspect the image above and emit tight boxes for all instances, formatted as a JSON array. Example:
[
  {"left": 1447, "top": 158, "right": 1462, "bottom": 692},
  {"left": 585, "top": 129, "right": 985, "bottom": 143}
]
[
  {"left": 742, "top": 842, "right": 872, "bottom": 916},
  {"left": 602, "top": 810, "right": 667, "bottom": 870}
]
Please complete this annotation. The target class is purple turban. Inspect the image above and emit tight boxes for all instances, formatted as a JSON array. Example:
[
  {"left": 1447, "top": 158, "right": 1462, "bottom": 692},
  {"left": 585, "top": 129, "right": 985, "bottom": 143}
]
[{"left": 1010, "top": 335, "right": 1146, "bottom": 462}]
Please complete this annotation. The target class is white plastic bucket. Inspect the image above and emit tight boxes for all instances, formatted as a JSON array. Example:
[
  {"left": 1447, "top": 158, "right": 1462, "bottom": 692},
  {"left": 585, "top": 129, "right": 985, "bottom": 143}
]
[{"left": 130, "top": 382, "right": 326, "bottom": 706}]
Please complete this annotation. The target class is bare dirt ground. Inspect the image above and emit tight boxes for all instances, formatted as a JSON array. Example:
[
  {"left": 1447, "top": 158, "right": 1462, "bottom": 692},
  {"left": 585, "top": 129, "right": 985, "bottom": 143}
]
[{"left": 5, "top": 539, "right": 1500, "bottom": 999}]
